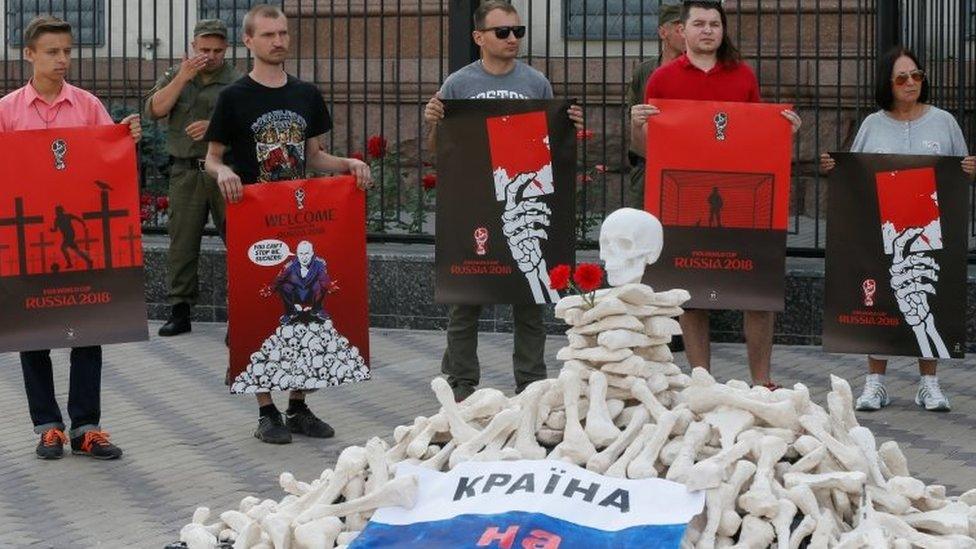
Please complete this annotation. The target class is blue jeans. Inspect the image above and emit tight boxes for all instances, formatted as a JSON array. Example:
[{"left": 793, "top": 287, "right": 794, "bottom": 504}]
[{"left": 20, "top": 346, "right": 102, "bottom": 438}]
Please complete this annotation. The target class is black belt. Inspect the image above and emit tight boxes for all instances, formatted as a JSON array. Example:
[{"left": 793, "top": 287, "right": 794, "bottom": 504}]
[{"left": 173, "top": 157, "right": 207, "bottom": 172}]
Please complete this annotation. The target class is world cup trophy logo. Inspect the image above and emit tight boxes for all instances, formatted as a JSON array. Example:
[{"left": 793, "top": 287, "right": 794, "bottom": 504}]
[
  {"left": 295, "top": 187, "right": 306, "bottom": 210},
  {"left": 714, "top": 112, "right": 728, "bottom": 141},
  {"left": 473, "top": 227, "right": 488, "bottom": 256},
  {"left": 52, "top": 139, "right": 67, "bottom": 170},
  {"left": 862, "top": 278, "right": 876, "bottom": 306}
]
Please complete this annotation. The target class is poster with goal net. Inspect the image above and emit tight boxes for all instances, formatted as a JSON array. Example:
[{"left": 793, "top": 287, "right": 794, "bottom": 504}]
[{"left": 644, "top": 99, "right": 793, "bottom": 311}]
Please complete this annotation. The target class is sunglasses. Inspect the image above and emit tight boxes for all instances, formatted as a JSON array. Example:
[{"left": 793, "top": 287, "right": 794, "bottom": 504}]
[
  {"left": 480, "top": 25, "right": 526, "bottom": 39},
  {"left": 892, "top": 69, "right": 925, "bottom": 85}
]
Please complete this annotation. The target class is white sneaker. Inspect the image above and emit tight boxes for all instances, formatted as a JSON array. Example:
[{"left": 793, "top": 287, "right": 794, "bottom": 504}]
[
  {"left": 855, "top": 374, "right": 890, "bottom": 411},
  {"left": 915, "top": 376, "right": 950, "bottom": 412}
]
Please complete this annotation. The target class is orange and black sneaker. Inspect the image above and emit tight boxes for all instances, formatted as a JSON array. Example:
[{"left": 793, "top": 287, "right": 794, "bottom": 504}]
[
  {"left": 36, "top": 428, "right": 68, "bottom": 460},
  {"left": 70, "top": 430, "right": 123, "bottom": 460}
]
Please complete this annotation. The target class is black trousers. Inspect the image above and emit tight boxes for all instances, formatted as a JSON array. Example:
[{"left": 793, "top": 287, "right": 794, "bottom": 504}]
[{"left": 20, "top": 346, "right": 102, "bottom": 436}]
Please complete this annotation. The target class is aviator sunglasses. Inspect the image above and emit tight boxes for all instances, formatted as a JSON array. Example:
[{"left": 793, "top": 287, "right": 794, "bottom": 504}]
[
  {"left": 480, "top": 25, "right": 527, "bottom": 39},
  {"left": 892, "top": 69, "right": 925, "bottom": 85}
]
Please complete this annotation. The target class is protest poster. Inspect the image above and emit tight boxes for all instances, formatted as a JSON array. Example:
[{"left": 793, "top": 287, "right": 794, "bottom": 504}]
[
  {"left": 824, "top": 153, "right": 968, "bottom": 358},
  {"left": 0, "top": 125, "right": 147, "bottom": 351},
  {"left": 435, "top": 99, "right": 576, "bottom": 305},
  {"left": 350, "top": 460, "right": 704, "bottom": 549},
  {"left": 226, "top": 176, "right": 370, "bottom": 393},
  {"left": 644, "top": 99, "right": 793, "bottom": 310}
]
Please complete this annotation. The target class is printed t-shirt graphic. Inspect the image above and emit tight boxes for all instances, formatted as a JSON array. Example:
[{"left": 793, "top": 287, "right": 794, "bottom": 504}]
[
  {"left": 252, "top": 110, "right": 307, "bottom": 183},
  {"left": 875, "top": 167, "right": 942, "bottom": 254}
]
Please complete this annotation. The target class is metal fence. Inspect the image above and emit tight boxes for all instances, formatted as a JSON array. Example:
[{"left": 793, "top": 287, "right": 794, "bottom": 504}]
[{"left": 0, "top": 0, "right": 974, "bottom": 254}]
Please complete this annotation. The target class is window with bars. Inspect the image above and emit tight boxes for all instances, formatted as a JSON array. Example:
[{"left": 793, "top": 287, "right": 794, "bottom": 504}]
[
  {"left": 564, "top": 0, "right": 662, "bottom": 40},
  {"left": 5, "top": 0, "right": 105, "bottom": 47},
  {"left": 199, "top": 0, "right": 281, "bottom": 45}
]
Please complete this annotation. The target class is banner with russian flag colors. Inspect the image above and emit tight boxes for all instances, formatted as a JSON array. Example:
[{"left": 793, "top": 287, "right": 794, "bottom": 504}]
[{"left": 350, "top": 460, "right": 704, "bottom": 549}]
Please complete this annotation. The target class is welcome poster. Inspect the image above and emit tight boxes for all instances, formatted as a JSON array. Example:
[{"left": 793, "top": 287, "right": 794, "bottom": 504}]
[{"left": 226, "top": 176, "right": 370, "bottom": 393}]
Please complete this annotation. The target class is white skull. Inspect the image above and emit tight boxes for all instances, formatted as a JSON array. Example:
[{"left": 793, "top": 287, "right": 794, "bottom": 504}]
[
  {"left": 294, "top": 323, "right": 309, "bottom": 339},
  {"left": 598, "top": 208, "right": 663, "bottom": 287}
]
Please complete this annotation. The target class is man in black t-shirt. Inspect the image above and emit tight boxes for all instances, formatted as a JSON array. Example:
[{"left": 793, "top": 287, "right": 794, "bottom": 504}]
[{"left": 205, "top": 4, "right": 370, "bottom": 444}]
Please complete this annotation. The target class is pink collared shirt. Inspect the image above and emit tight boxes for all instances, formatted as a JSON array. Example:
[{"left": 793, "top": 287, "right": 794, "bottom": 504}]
[{"left": 0, "top": 80, "right": 113, "bottom": 132}]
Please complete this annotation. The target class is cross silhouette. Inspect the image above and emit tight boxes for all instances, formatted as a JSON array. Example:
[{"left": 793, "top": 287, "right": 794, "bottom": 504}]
[
  {"left": 75, "top": 233, "right": 99, "bottom": 253},
  {"left": 120, "top": 225, "right": 142, "bottom": 267},
  {"left": 29, "top": 231, "right": 55, "bottom": 273},
  {"left": 0, "top": 197, "right": 44, "bottom": 275},
  {"left": 82, "top": 181, "right": 129, "bottom": 269},
  {"left": 0, "top": 243, "right": 9, "bottom": 276}
]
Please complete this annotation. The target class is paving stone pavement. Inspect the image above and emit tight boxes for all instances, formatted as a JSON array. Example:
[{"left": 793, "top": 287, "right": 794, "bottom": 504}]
[{"left": 0, "top": 322, "right": 974, "bottom": 547}]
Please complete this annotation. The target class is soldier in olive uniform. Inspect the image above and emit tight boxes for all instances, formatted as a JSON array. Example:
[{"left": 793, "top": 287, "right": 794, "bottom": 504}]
[
  {"left": 626, "top": 3, "right": 684, "bottom": 204},
  {"left": 146, "top": 19, "right": 241, "bottom": 336}
]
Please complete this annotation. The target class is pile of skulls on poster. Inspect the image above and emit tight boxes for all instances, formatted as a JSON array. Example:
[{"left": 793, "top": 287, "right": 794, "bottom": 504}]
[{"left": 180, "top": 209, "right": 976, "bottom": 548}]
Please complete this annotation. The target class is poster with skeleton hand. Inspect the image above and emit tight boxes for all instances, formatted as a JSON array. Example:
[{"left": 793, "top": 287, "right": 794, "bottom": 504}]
[
  {"left": 824, "top": 153, "right": 968, "bottom": 358},
  {"left": 435, "top": 100, "right": 575, "bottom": 305},
  {"left": 226, "top": 176, "right": 370, "bottom": 393},
  {"left": 0, "top": 125, "right": 148, "bottom": 351}
]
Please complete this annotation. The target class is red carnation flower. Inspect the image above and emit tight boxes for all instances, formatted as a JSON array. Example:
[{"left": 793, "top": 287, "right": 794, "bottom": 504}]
[
  {"left": 422, "top": 173, "right": 437, "bottom": 191},
  {"left": 139, "top": 204, "right": 153, "bottom": 222},
  {"left": 156, "top": 195, "right": 169, "bottom": 210},
  {"left": 349, "top": 151, "right": 365, "bottom": 162},
  {"left": 595, "top": 164, "right": 607, "bottom": 173},
  {"left": 576, "top": 129, "right": 594, "bottom": 141},
  {"left": 577, "top": 173, "right": 593, "bottom": 184},
  {"left": 367, "top": 135, "right": 388, "bottom": 159},
  {"left": 573, "top": 263, "right": 604, "bottom": 292},
  {"left": 140, "top": 193, "right": 153, "bottom": 207},
  {"left": 548, "top": 264, "right": 571, "bottom": 291}
]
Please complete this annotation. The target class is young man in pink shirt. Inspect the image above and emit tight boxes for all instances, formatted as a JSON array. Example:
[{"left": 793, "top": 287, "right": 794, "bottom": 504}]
[{"left": 0, "top": 16, "right": 141, "bottom": 460}]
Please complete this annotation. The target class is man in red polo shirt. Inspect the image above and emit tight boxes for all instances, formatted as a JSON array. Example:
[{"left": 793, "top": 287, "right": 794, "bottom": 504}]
[{"left": 630, "top": 0, "right": 801, "bottom": 389}]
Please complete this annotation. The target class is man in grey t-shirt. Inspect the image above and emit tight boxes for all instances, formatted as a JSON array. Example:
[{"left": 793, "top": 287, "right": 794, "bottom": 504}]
[{"left": 424, "top": 0, "right": 583, "bottom": 401}]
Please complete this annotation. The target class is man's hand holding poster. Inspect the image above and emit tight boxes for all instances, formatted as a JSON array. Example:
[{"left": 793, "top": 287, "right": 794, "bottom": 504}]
[
  {"left": 824, "top": 153, "right": 968, "bottom": 358},
  {"left": 435, "top": 100, "right": 576, "bottom": 305},
  {"left": 644, "top": 99, "right": 793, "bottom": 310},
  {"left": 0, "top": 125, "right": 148, "bottom": 351},
  {"left": 226, "top": 176, "right": 370, "bottom": 393}
]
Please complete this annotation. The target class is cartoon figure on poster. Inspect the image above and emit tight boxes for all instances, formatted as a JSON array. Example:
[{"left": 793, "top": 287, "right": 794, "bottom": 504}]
[
  {"left": 229, "top": 238, "right": 369, "bottom": 393},
  {"left": 487, "top": 111, "right": 560, "bottom": 304},
  {"left": 876, "top": 167, "right": 948, "bottom": 358}
]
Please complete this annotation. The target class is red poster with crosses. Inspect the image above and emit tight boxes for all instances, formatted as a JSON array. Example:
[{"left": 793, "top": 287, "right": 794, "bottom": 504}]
[
  {"left": 226, "top": 176, "right": 370, "bottom": 393},
  {"left": 0, "top": 125, "right": 147, "bottom": 351}
]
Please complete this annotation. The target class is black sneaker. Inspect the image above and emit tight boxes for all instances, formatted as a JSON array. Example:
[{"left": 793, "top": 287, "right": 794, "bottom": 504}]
[
  {"left": 255, "top": 413, "right": 292, "bottom": 444},
  {"left": 71, "top": 430, "right": 123, "bottom": 460},
  {"left": 286, "top": 407, "right": 335, "bottom": 438},
  {"left": 36, "top": 428, "right": 68, "bottom": 460}
]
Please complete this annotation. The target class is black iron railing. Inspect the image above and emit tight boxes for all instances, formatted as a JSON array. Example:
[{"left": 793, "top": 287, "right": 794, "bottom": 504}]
[{"left": 2, "top": 0, "right": 975, "bottom": 254}]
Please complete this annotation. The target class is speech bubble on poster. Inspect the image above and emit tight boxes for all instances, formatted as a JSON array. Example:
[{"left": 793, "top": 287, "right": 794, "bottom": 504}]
[{"left": 248, "top": 239, "right": 292, "bottom": 266}]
